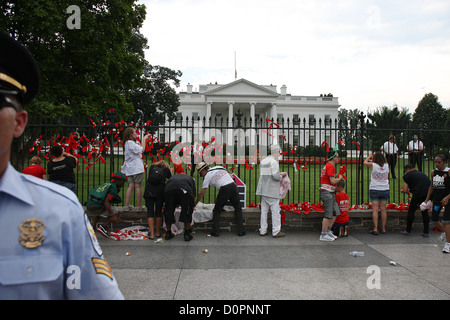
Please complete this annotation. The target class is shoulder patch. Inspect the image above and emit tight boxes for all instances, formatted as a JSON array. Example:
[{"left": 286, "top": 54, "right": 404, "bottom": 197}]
[{"left": 84, "top": 213, "right": 103, "bottom": 256}]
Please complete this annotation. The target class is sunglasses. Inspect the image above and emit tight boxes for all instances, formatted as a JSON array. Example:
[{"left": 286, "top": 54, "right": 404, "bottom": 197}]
[{"left": 0, "top": 94, "right": 19, "bottom": 112}]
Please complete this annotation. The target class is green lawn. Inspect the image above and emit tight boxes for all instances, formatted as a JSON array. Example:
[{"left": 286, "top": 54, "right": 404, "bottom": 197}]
[{"left": 28, "top": 154, "right": 431, "bottom": 207}]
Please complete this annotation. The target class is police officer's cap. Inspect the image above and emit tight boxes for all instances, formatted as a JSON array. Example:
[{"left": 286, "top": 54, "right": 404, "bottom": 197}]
[{"left": 0, "top": 30, "right": 40, "bottom": 105}]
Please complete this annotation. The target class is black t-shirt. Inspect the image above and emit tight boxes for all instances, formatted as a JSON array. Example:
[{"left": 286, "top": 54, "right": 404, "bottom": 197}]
[
  {"left": 143, "top": 165, "right": 172, "bottom": 199},
  {"left": 431, "top": 168, "right": 450, "bottom": 202},
  {"left": 47, "top": 157, "right": 77, "bottom": 183},
  {"left": 164, "top": 173, "right": 196, "bottom": 198},
  {"left": 403, "top": 170, "right": 431, "bottom": 197}
]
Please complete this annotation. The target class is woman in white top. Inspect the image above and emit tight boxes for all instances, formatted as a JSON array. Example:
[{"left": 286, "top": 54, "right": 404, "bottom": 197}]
[
  {"left": 364, "top": 151, "right": 390, "bottom": 235},
  {"left": 121, "top": 127, "right": 150, "bottom": 212}
]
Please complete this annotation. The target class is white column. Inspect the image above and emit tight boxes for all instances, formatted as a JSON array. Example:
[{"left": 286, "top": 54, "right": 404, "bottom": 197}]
[
  {"left": 206, "top": 102, "right": 212, "bottom": 125},
  {"left": 250, "top": 102, "right": 256, "bottom": 145},
  {"left": 227, "top": 102, "right": 234, "bottom": 146},
  {"left": 271, "top": 103, "right": 278, "bottom": 145}
]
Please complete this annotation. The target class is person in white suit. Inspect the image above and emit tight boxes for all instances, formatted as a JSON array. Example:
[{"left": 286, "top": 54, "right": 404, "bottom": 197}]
[{"left": 256, "top": 145, "right": 287, "bottom": 238}]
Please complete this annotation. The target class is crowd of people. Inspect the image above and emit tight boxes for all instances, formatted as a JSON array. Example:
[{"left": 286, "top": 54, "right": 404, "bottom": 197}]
[{"left": 1, "top": 31, "right": 449, "bottom": 300}]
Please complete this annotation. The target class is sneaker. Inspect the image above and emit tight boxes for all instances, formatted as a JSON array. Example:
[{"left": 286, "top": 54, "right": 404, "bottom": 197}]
[
  {"left": 319, "top": 233, "right": 335, "bottom": 242},
  {"left": 97, "top": 224, "right": 109, "bottom": 238},
  {"left": 184, "top": 229, "right": 193, "bottom": 241},
  {"left": 165, "top": 231, "right": 175, "bottom": 240},
  {"left": 327, "top": 231, "right": 337, "bottom": 239},
  {"left": 443, "top": 242, "right": 450, "bottom": 254},
  {"left": 136, "top": 206, "right": 145, "bottom": 212},
  {"left": 123, "top": 205, "right": 133, "bottom": 212},
  {"left": 438, "top": 232, "right": 446, "bottom": 242},
  {"left": 273, "top": 231, "right": 285, "bottom": 238}
]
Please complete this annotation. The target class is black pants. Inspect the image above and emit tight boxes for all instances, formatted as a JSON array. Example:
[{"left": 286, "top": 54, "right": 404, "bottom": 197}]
[
  {"left": 164, "top": 189, "right": 194, "bottom": 225},
  {"left": 212, "top": 183, "right": 245, "bottom": 234},
  {"left": 386, "top": 154, "right": 397, "bottom": 178},
  {"left": 406, "top": 193, "right": 430, "bottom": 234},
  {"left": 145, "top": 197, "right": 163, "bottom": 218},
  {"left": 408, "top": 152, "right": 423, "bottom": 172}
]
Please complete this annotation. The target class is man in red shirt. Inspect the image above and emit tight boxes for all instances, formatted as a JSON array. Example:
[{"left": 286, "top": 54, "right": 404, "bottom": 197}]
[{"left": 319, "top": 151, "right": 344, "bottom": 241}]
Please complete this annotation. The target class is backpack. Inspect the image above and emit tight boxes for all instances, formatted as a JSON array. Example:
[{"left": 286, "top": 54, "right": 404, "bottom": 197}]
[{"left": 148, "top": 165, "right": 165, "bottom": 185}]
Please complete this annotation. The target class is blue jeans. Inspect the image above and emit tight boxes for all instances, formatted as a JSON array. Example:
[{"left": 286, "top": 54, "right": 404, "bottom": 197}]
[{"left": 52, "top": 181, "right": 77, "bottom": 194}]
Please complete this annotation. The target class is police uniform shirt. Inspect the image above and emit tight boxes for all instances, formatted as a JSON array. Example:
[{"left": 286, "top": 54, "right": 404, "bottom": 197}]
[
  {"left": 202, "top": 166, "right": 234, "bottom": 190},
  {"left": 381, "top": 141, "right": 398, "bottom": 155},
  {"left": 408, "top": 140, "right": 423, "bottom": 152},
  {"left": 0, "top": 163, "right": 124, "bottom": 300}
]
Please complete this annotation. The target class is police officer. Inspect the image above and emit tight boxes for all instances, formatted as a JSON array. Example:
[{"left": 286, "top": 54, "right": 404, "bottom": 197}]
[
  {"left": 195, "top": 162, "right": 245, "bottom": 237},
  {"left": 0, "top": 30, "right": 123, "bottom": 299}
]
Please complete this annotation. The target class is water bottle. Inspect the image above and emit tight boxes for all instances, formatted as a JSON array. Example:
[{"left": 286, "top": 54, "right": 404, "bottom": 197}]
[{"left": 350, "top": 251, "right": 364, "bottom": 257}]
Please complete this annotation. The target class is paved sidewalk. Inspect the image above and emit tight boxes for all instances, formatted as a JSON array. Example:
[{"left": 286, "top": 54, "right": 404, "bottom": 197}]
[{"left": 98, "top": 228, "right": 450, "bottom": 300}]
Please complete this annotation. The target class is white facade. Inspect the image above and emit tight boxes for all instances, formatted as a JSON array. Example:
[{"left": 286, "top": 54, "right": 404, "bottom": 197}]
[{"left": 171, "top": 78, "right": 340, "bottom": 148}]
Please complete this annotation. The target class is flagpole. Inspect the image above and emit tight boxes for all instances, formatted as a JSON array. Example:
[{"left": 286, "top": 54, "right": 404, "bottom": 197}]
[{"left": 234, "top": 51, "right": 237, "bottom": 80}]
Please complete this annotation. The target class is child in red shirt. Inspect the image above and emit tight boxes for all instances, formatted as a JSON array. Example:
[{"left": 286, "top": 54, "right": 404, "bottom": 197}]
[
  {"left": 332, "top": 180, "right": 350, "bottom": 237},
  {"left": 22, "top": 156, "right": 47, "bottom": 179}
]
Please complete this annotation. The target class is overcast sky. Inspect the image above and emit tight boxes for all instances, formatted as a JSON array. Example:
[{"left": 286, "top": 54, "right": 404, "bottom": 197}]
[{"left": 138, "top": 0, "right": 450, "bottom": 113}]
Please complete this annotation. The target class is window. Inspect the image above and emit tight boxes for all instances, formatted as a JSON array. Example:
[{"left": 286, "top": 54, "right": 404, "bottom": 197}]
[
  {"left": 175, "top": 112, "right": 183, "bottom": 124},
  {"left": 192, "top": 112, "right": 199, "bottom": 121},
  {"left": 309, "top": 114, "right": 316, "bottom": 126},
  {"left": 293, "top": 114, "right": 300, "bottom": 125}
]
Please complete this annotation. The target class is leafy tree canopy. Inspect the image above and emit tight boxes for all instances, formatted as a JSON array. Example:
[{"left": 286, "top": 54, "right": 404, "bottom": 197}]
[{"left": 0, "top": 0, "right": 180, "bottom": 121}]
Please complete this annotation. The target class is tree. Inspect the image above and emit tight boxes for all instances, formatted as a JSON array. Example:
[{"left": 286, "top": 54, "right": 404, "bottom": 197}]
[
  {"left": 338, "top": 108, "right": 364, "bottom": 149},
  {"left": 413, "top": 93, "right": 447, "bottom": 154},
  {"left": 0, "top": 0, "right": 147, "bottom": 118},
  {"left": 366, "top": 105, "right": 412, "bottom": 152},
  {"left": 129, "top": 63, "right": 182, "bottom": 127}
]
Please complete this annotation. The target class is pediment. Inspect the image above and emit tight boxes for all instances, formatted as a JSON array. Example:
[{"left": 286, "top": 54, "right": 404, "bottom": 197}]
[{"left": 204, "top": 79, "right": 279, "bottom": 97}]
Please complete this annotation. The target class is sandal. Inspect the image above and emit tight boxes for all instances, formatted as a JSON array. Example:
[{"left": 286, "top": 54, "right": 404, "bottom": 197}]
[
  {"left": 370, "top": 230, "right": 379, "bottom": 235},
  {"left": 400, "top": 231, "right": 411, "bottom": 236}
]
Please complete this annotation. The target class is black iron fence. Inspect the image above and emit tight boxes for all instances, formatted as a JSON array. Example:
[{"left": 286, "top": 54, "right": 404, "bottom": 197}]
[{"left": 11, "top": 113, "right": 450, "bottom": 208}]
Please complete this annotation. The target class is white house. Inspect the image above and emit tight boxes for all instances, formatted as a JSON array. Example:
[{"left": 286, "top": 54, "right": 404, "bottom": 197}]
[{"left": 170, "top": 78, "right": 340, "bottom": 149}]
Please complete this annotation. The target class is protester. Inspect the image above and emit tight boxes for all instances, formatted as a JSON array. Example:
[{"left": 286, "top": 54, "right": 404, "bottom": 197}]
[
  {"left": 407, "top": 135, "right": 424, "bottom": 172},
  {"left": 400, "top": 164, "right": 431, "bottom": 236},
  {"left": 256, "top": 144, "right": 287, "bottom": 238},
  {"left": 424, "top": 154, "right": 450, "bottom": 253},
  {"left": 319, "top": 151, "right": 343, "bottom": 241},
  {"left": 0, "top": 30, "right": 123, "bottom": 299},
  {"left": 195, "top": 162, "right": 245, "bottom": 237},
  {"left": 22, "top": 155, "right": 46, "bottom": 179},
  {"left": 164, "top": 173, "right": 196, "bottom": 241},
  {"left": 332, "top": 180, "right": 350, "bottom": 237},
  {"left": 47, "top": 144, "right": 78, "bottom": 194},
  {"left": 381, "top": 135, "right": 398, "bottom": 179},
  {"left": 121, "top": 127, "right": 150, "bottom": 212},
  {"left": 364, "top": 152, "right": 390, "bottom": 235},
  {"left": 87, "top": 172, "right": 128, "bottom": 238},
  {"left": 143, "top": 159, "right": 172, "bottom": 240}
]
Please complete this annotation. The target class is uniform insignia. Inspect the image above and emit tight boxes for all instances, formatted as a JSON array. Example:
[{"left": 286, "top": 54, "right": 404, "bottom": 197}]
[
  {"left": 84, "top": 213, "right": 103, "bottom": 256},
  {"left": 19, "top": 218, "right": 45, "bottom": 248},
  {"left": 92, "top": 258, "right": 113, "bottom": 279}
]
